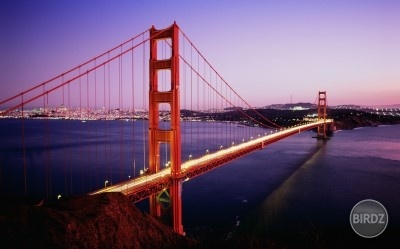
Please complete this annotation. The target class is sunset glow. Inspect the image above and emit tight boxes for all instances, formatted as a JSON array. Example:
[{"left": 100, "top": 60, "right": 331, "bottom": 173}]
[{"left": 1, "top": 0, "right": 399, "bottom": 107}]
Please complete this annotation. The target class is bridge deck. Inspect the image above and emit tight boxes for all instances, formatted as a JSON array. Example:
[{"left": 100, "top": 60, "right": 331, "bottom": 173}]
[{"left": 90, "top": 120, "right": 333, "bottom": 202}]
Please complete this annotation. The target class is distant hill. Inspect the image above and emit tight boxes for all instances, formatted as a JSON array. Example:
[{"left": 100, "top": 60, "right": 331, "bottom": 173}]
[
  {"left": 364, "top": 104, "right": 400, "bottom": 109},
  {"left": 263, "top": 102, "right": 317, "bottom": 110},
  {"left": 263, "top": 103, "right": 400, "bottom": 110}
]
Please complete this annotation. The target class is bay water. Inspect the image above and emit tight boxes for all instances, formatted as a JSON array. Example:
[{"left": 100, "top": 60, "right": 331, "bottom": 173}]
[{"left": 0, "top": 119, "right": 399, "bottom": 247}]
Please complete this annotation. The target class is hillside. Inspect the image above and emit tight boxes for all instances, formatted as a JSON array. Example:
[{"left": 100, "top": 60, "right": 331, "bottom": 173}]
[{"left": 0, "top": 193, "right": 194, "bottom": 249}]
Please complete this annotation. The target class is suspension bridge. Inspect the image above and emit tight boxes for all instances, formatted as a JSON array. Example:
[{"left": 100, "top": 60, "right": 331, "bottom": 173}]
[{"left": 0, "top": 23, "right": 333, "bottom": 234}]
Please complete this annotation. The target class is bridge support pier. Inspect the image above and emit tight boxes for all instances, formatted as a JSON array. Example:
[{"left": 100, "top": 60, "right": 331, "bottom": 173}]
[
  {"left": 170, "top": 179, "right": 184, "bottom": 234},
  {"left": 149, "top": 195, "right": 162, "bottom": 218}
]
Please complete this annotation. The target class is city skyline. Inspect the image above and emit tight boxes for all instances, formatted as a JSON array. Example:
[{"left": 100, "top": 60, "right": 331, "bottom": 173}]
[{"left": 1, "top": 0, "right": 399, "bottom": 107}]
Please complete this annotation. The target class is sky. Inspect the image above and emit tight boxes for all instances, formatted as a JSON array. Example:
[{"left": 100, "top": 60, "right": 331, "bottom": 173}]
[{"left": 1, "top": 0, "right": 399, "bottom": 107}]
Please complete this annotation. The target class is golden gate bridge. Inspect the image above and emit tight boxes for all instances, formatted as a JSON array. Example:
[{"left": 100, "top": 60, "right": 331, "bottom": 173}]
[{"left": 0, "top": 22, "right": 333, "bottom": 234}]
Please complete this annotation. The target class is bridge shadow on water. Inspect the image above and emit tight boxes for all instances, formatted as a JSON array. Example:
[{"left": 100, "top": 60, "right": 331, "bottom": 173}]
[
  {"left": 244, "top": 140, "right": 328, "bottom": 231},
  {"left": 229, "top": 139, "right": 329, "bottom": 248}
]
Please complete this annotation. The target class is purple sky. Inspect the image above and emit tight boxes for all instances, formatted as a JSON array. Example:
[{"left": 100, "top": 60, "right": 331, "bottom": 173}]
[{"left": 1, "top": 0, "right": 399, "bottom": 107}]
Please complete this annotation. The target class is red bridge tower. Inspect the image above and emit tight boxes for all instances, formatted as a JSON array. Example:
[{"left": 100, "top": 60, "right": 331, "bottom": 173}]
[
  {"left": 317, "top": 91, "right": 328, "bottom": 139},
  {"left": 148, "top": 23, "right": 183, "bottom": 234}
]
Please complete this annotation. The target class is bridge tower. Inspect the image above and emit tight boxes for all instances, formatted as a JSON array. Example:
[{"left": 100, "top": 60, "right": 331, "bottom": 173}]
[
  {"left": 148, "top": 23, "right": 183, "bottom": 234},
  {"left": 317, "top": 91, "right": 327, "bottom": 139}
]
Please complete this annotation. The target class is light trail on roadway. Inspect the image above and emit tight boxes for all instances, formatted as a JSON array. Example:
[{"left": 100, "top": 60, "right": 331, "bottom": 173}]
[{"left": 90, "top": 120, "right": 333, "bottom": 197}]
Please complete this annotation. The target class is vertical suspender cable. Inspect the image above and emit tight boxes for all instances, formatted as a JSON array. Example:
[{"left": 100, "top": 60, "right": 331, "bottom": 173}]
[
  {"left": 197, "top": 50, "right": 200, "bottom": 157},
  {"left": 21, "top": 93, "right": 27, "bottom": 195},
  {"left": 94, "top": 59, "right": 98, "bottom": 189},
  {"left": 86, "top": 71, "right": 91, "bottom": 192},
  {"left": 42, "top": 84, "right": 47, "bottom": 198},
  {"left": 121, "top": 47, "right": 125, "bottom": 181},
  {"left": 132, "top": 42, "right": 136, "bottom": 178},
  {"left": 103, "top": 64, "right": 107, "bottom": 187},
  {"left": 216, "top": 73, "right": 219, "bottom": 148},
  {"left": 62, "top": 75, "right": 68, "bottom": 196},
  {"left": 203, "top": 58, "right": 206, "bottom": 152},
  {"left": 108, "top": 53, "right": 112, "bottom": 184},
  {"left": 190, "top": 44, "right": 193, "bottom": 153},
  {"left": 78, "top": 67, "right": 83, "bottom": 194},
  {"left": 119, "top": 46, "right": 123, "bottom": 182},
  {"left": 142, "top": 34, "right": 146, "bottom": 172},
  {"left": 225, "top": 79, "right": 228, "bottom": 147},
  {"left": 44, "top": 84, "right": 51, "bottom": 198},
  {"left": 182, "top": 36, "right": 186, "bottom": 150},
  {"left": 68, "top": 76, "right": 72, "bottom": 194}
]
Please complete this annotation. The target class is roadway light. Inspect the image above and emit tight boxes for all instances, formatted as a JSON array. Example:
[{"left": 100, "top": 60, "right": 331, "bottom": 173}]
[
  {"left": 57, "top": 194, "right": 61, "bottom": 200},
  {"left": 250, "top": 136, "right": 253, "bottom": 140},
  {"left": 140, "top": 170, "right": 144, "bottom": 175},
  {"left": 189, "top": 154, "right": 192, "bottom": 160},
  {"left": 128, "top": 175, "right": 131, "bottom": 179},
  {"left": 206, "top": 149, "right": 209, "bottom": 154},
  {"left": 220, "top": 145, "right": 223, "bottom": 150},
  {"left": 232, "top": 142, "right": 235, "bottom": 146},
  {"left": 104, "top": 180, "right": 108, "bottom": 188},
  {"left": 242, "top": 139, "right": 245, "bottom": 142}
]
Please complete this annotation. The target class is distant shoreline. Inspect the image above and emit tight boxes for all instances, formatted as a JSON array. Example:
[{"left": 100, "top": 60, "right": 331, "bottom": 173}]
[{"left": 1, "top": 107, "right": 399, "bottom": 131}]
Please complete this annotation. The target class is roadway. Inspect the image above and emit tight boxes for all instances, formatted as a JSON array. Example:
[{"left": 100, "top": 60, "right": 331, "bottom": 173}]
[{"left": 90, "top": 119, "right": 333, "bottom": 202}]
